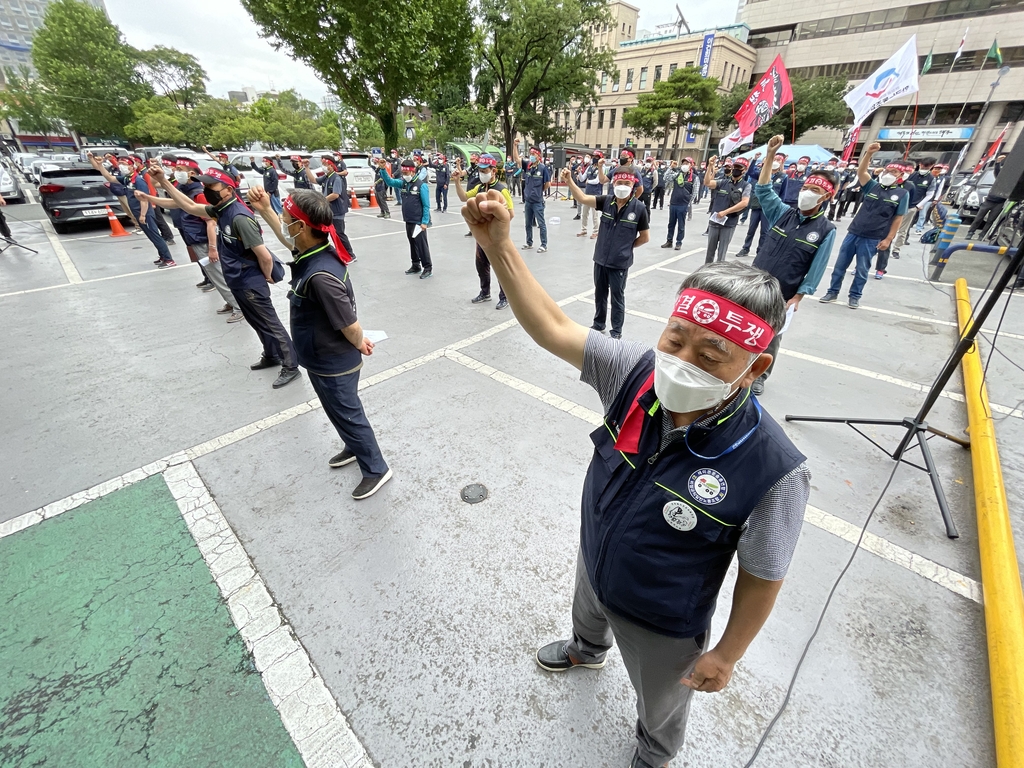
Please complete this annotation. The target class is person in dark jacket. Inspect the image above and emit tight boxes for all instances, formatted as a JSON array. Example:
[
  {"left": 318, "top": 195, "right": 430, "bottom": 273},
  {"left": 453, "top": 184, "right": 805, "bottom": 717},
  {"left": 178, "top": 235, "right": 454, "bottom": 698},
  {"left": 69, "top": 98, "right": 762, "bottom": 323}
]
[
  {"left": 431, "top": 153, "right": 451, "bottom": 213},
  {"left": 737, "top": 152, "right": 787, "bottom": 258},
  {"left": 461, "top": 186, "right": 809, "bottom": 768},
  {"left": 248, "top": 186, "right": 392, "bottom": 500},
  {"left": 702, "top": 156, "right": 751, "bottom": 263},
  {"left": 306, "top": 154, "right": 357, "bottom": 263},
  {"left": 660, "top": 157, "right": 695, "bottom": 250},
  {"left": 249, "top": 154, "right": 283, "bottom": 214}
]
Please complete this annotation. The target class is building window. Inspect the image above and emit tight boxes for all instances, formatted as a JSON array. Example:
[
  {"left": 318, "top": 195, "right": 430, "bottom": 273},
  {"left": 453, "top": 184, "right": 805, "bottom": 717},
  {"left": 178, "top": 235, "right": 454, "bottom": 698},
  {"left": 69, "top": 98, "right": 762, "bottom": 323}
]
[
  {"left": 576, "top": 111, "right": 582, "bottom": 129},
  {"left": 598, "top": 110, "right": 605, "bottom": 129},
  {"left": 587, "top": 109, "right": 593, "bottom": 129},
  {"left": 669, "top": 63, "right": 678, "bottom": 76},
  {"left": 1003, "top": 102, "right": 1024, "bottom": 123},
  {"left": 654, "top": 65, "right": 662, "bottom": 84},
  {"left": 612, "top": 74, "right": 620, "bottom": 92},
  {"left": 639, "top": 67, "right": 648, "bottom": 90},
  {"left": 601, "top": 73, "right": 607, "bottom": 93},
  {"left": 622, "top": 22, "right": 625, "bottom": 32},
  {"left": 625, "top": 68, "right": 634, "bottom": 91},
  {"left": 609, "top": 109, "right": 616, "bottom": 129},
  {"left": 685, "top": 61, "right": 693, "bottom": 68},
  {"left": 16, "top": 19, "right": 29, "bottom": 31},
  {"left": 628, "top": 25, "right": 631, "bottom": 35}
]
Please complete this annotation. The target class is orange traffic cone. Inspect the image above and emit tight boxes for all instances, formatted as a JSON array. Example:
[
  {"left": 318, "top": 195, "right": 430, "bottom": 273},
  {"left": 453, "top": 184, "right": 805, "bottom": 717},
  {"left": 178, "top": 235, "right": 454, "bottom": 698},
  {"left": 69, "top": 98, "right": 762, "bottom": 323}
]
[
  {"left": 369, "top": 188, "right": 379, "bottom": 208},
  {"left": 105, "top": 206, "right": 130, "bottom": 237},
  {"left": 350, "top": 189, "right": 361, "bottom": 209}
]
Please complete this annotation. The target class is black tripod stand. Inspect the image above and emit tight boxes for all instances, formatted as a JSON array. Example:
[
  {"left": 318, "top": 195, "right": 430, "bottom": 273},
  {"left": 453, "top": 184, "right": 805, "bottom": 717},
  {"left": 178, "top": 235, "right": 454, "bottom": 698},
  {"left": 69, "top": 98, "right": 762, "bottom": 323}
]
[
  {"left": 786, "top": 243, "right": 1022, "bottom": 540},
  {"left": 0, "top": 236, "right": 38, "bottom": 255}
]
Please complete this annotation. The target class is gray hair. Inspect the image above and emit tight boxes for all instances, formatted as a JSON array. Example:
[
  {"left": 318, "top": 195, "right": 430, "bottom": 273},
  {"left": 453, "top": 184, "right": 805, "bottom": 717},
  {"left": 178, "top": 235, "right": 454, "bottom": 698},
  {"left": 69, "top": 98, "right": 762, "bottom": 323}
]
[{"left": 679, "top": 261, "right": 786, "bottom": 333}]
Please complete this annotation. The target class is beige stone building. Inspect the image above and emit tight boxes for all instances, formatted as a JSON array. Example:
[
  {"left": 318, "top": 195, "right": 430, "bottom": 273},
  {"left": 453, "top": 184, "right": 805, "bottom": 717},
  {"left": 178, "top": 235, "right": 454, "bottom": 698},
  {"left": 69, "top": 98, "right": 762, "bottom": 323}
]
[
  {"left": 558, "top": 2, "right": 757, "bottom": 160},
  {"left": 739, "top": 0, "right": 1024, "bottom": 166}
]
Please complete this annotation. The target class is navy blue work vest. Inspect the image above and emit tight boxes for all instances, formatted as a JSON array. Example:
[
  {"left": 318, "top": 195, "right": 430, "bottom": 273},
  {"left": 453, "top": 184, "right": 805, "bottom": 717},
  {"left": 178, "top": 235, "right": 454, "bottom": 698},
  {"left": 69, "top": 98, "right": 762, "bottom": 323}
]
[
  {"left": 290, "top": 169, "right": 312, "bottom": 190},
  {"left": 400, "top": 179, "right": 426, "bottom": 223},
  {"left": 711, "top": 178, "right": 746, "bottom": 228},
  {"left": 850, "top": 182, "right": 909, "bottom": 240},
  {"left": 669, "top": 171, "right": 694, "bottom": 206},
  {"left": 214, "top": 196, "right": 278, "bottom": 291},
  {"left": 640, "top": 169, "right": 655, "bottom": 193},
  {"left": 320, "top": 171, "right": 348, "bottom": 217},
  {"left": 256, "top": 163, "right": 279, "bottom": 195},
  {"left": 903, "top": 171, "right": 931, "bottom": 206},
  {"left": 581, "top": 352, "right": 805, "bottom": 638},
  {"left": 584, "top": 164, "right": 604, "bottom": 195},
  {"left": 782, "top": 171, "right": 809, "bottom": 204},
  {"left": 287, "top": 245, "right": 362, "bottom": 375},
  {"left": 171, "top": 181, "right": 208, "bottom": 246},
  {"left": 594, "top": 196, "right": 645, "bottom": 270},
  {"left": 753, "top": 208, "right": 835, "bottom": 301}
]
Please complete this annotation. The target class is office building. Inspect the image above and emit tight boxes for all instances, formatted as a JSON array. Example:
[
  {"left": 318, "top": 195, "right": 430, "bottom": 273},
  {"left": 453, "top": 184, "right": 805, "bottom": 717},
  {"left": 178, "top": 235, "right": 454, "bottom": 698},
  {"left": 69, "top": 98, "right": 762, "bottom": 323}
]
[
  {"left": 740, "top": 0, "right": 1024, "bottom": 165},
  {"left": 0, "top": 0, "right": 107, "bottom": 72}
]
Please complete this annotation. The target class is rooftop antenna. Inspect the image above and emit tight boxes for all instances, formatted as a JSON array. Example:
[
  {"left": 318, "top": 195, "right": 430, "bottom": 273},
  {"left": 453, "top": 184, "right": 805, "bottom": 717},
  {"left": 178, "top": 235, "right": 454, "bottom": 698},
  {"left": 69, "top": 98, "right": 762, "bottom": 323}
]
[{"left": 674, "top": 5, "right": 690, "bottom": 36}]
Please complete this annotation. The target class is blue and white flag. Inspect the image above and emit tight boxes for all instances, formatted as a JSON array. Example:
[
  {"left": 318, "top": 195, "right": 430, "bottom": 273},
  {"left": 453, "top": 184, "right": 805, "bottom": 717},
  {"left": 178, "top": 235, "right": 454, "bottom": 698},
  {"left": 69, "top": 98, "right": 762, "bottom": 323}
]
[{"left": 844, "top": 35, "right": 920, "bottom": 128}]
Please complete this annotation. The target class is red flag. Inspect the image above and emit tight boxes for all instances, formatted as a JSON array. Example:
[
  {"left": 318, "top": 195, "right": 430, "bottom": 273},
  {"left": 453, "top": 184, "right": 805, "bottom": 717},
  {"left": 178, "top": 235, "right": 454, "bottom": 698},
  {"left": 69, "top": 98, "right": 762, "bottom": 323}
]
[
  {"left": 719, "top": 55, "right": 794, "bottom": 156},
  {"left": 973, "top": 123, "right": 1010, "bottom": 173},
  {"left": 841, "top": 126, "right": 861, "bottom": 163}
]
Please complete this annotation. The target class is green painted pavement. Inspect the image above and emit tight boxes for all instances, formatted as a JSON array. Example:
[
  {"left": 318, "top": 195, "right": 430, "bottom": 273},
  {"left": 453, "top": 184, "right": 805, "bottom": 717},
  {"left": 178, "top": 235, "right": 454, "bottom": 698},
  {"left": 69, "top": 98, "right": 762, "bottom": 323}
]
[{"left": 0, "top": 475, "right": 304, "bottom": 768}]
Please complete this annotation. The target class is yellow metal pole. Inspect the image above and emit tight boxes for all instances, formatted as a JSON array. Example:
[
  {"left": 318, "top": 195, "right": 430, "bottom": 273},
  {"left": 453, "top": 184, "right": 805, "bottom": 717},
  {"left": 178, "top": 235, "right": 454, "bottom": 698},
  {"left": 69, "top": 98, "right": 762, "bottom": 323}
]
[{"left": 954, "top": 277, "right": 1024, "bottom": 768}]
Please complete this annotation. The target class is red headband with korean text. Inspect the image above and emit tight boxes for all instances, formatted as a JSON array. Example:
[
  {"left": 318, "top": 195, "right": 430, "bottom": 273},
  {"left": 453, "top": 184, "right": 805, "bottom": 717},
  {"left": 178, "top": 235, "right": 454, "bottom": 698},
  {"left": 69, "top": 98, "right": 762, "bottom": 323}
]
[
  {"left": 283, "top": 195, "right": 352, "bottom": 264},
  {"left": 671, "top": 289, "right": 775, "bottom": 353},
  {"left": 804, "top": 175, "right": 835, "bottom": 196}
]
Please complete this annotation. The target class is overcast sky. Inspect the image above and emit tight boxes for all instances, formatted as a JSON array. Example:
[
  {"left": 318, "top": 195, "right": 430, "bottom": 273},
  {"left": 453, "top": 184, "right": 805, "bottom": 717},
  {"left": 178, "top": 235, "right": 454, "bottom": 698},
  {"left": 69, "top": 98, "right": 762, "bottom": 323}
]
[{"left": 104, "top": 0, "right": 741, "bottom": 105}]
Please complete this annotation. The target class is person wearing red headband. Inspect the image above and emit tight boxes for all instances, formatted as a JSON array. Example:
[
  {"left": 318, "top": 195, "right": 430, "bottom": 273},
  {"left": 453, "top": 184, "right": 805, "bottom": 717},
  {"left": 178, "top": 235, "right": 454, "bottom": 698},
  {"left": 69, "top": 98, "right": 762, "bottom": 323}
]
[
  {"left": 749, "top": 134, "right": 837, "bottom": 394},
  {"left": 454, "top": 152, "right": 515, "bottom": 309},
  {"left": 379, "top": 157, "right": 433, "bottom": 277},
  {"left": 820, "top": 142, "right": 909, "bottom": 308},
  {"left": 304, "top": 153, "right": 357, "bottom": 263},
  {"left": 737, "top": 152, "right": 789, "bottom": 259},
  {"left": 461, "top": 188, "right": 808, "bottom": 767},
  {"left": 562, "top": 165, "right": 650, "bottom": 339},
  {"left": 512, "top": 143, "right": 551, "bottom": 253},
  {"left": 244, "top": 187, "right": 391, "bottom": 499},
  {"left": 703, "top": 155, "right": 751, "bottom": 263},
  {"left": 201, "top": 145, "right": 241, "bottom": 186},
  {"left": 148, "top": 162, "right": 301, "bottom": 389},
  {"left": 578, "top": 149, "right": 607, "bottom": 239}
]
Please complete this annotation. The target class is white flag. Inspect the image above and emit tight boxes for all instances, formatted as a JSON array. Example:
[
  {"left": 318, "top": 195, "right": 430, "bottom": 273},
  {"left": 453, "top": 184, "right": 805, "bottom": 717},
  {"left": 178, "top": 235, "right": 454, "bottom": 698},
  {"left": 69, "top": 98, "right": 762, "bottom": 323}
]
[
  {"left": 719, "top": 127, "right": 747, "bottom": 157},
  {"left": 843, "top": 35, "right": 920, "bottom": 129},
  {"left": 953, "top": 27, "right": 968, "bottom": 62}
]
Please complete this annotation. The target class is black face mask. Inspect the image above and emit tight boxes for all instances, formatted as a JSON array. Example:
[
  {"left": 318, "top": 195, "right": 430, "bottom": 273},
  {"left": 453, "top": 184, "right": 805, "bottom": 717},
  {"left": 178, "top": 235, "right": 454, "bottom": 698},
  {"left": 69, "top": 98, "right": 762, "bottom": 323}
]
[
  {"left": 203, "top": 185, "right": 221, "bottom": 205},
  {"left": 619, "top": 156, "right": 630, "bottom": 165},
  {"left": 731, "top": 168, "right": 745, "bottom": 178}
]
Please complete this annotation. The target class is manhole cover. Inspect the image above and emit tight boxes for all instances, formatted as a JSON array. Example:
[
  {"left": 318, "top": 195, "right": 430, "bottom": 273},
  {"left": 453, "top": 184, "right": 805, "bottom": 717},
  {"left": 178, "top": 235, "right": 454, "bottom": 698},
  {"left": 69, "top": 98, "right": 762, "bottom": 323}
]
[{"left": 461, "top": 484, "right": 489, "bottom": 504}]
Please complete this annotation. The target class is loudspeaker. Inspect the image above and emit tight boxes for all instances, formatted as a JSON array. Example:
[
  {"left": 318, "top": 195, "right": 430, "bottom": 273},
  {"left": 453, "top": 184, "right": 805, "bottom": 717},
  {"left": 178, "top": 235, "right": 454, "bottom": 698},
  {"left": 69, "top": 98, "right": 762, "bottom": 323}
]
[
  {"left": 553, "top": 147, "right": 566, "bottom": 169},
  {"left": 990, "top": 131, "right": 1024, "bottom": 201}
]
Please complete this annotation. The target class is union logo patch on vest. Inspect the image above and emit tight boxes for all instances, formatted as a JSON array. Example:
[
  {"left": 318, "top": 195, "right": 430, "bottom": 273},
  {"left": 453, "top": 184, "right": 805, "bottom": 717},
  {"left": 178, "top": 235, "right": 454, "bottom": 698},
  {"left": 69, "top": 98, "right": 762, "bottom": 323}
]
[
  {"left": 688, "top": 469, "right": 728, "bottom": 505},
  {"left": 807, "top": 232, "right": 820, "bottom": 243},
  {"left": 663, "top": 500, "right": 698, "bottom": 531},
  {"left": 890, "top": 194, "right": 899, "bottom": 201},
  {"left": 628, "top": 212, "right": 636, "bottom": 221}
]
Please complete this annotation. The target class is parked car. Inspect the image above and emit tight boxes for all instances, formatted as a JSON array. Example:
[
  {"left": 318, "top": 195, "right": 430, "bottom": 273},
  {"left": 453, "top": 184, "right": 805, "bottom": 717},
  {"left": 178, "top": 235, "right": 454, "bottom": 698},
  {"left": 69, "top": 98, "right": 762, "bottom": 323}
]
[
  {"left": 137, "top": 146, "right": 180, "bottom": 160},
  {"left": 305, "top": 150, "right": 375, "bottom": 198},
  {"left": 12, "top": 153, "right": 41, "bottom": 174},
  {"left": 1, "top": 167, "right": 24, "bottom": 203},
  {"left": 956, "top": 169, "right": 997, "bottom": 220},
  {"left": 79, "top": 146, "right": 129, "bottom": 163},
  {"left": 37, "top": 164, "right": 127, "bottom": 234},
  {"left": 227, "top": 151, "right": 295, "bottom": 195}
]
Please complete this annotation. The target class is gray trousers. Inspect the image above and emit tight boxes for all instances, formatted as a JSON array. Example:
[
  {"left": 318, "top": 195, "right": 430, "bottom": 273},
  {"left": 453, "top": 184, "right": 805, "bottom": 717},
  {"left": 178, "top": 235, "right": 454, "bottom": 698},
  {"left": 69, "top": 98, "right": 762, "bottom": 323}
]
[
  {"left": 193, "top": 242, "right": 237, "bottom": 310},
  {"left": 566, "top": 552, "right": 707, "bottom": 767},
  {"left": 892, "top": 208, "right": 919, "bottom": 253},
  {"left": 705, "top": 223, "right": 736, "bottom": 263}
]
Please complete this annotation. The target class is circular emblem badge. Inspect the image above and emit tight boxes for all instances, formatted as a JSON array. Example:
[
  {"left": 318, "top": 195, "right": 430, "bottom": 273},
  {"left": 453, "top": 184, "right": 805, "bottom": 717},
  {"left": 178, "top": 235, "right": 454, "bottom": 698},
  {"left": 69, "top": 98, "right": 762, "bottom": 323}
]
[
  {"left": 890, "top": 194, "right": 899, "bottom": 201},
  {"left": 663, "top": 501, "right": 697, "bottom": 532},
  {"left": 628, "top": 212, "right": 636, "bottom": 221},
  {"left": 807, "top": 232, "right": 820, "bottom": 243},
  {"left": 691, "top": 299, "right": 720, "bottom": 324},
  {"left": 688, "top": 469, "right": 728, "bottom": 505}
]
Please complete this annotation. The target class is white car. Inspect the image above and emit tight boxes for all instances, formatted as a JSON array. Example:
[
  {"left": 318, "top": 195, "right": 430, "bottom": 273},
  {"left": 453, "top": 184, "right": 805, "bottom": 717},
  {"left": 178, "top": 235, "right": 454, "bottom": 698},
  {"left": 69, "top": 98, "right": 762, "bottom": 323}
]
[
  {"left": 0, "top": 167, "right": 24, "bottom": 202},
  {"left": 12, "top": 153, "right": 41, "bottom": 174},
  {"left": 227, "top": 151, "right": 294, "bottom": 195},
  {"left": 306, "top": 151, "right": 376, "bottom": 198}
]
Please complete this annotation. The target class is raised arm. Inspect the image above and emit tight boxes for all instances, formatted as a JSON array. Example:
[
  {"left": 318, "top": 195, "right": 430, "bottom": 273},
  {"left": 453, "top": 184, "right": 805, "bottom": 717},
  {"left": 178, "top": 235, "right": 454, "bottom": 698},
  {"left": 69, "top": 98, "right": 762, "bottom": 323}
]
[
  {"left": 86, "top": 152, "right": 118, "bottom": 185},
  {"left": 463, "top": 189, "right": 588, "bottom": 370},
  {"left": 561, "top": 168, "right": 596, "bottom": 208},
  {"left": 246, "top": 187, "right": 289, "bottom": 248},
  {"left": 597, "top": 158, "right": 609, "bottom": 185},
  {"left": 704, "top": 156, "right": 720, "bottom": 190},
  {"left": 857, "top": 142, "right": 880, "bottom": 187},
  {"left": 147, "top": 164, "right": 208, "bottom": 217}
]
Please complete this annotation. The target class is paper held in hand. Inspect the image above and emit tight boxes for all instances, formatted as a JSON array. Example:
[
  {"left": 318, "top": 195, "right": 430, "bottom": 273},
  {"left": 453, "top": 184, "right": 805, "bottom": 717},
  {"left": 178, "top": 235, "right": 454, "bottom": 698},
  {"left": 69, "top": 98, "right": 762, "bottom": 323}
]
[
  {"left": 710, "top": 212, "right": 727, "bottom": 226},
  {"left": 363, "top": 330, "right": 388, "bottom": 344}
]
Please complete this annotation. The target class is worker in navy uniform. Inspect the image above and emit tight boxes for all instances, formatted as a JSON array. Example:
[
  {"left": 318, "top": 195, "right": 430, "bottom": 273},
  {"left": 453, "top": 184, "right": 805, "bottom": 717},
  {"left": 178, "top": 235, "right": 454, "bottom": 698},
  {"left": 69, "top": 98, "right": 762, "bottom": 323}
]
[
  {"left": 871, "top": 161, "right": 915, "bottom": 278},
  {"left": 660, "top": 157, "right": 695, "bottom": 251},
  {"left": 638, "top": 157, "right": 658, "bottom": 214},
  {"left": 286, "top": 155, "right": 313, "bottom": 191},
  {"left": 563, "top": 165, "right": 650, "bottom": 339},
  {"left": 749, "top": 134, "right": 837, "bottom": 394},
  {"left": 454, "top": 152, "right": 516, "bottom": 309},
  {"left": 377, "top": 157, "right": 433, "bottom": 278},
  {"left": 781, "top": 155, "right": 811, "bottom": 207},
  {"left": 820, "top": 143, "right": 909, "bottom": 309},
  {"left": 702, "top": 156, "right": 751, "bottom": 264},
  {"left": 247, "top": 186, "right": 393, "bottom": 500},
  {"left": 652, "top": 161, "right": 667, "bottom": 210},
  {"left": 249, "top": 154, "right": 283, "bottom": 214},
  {"left": 736, "top": 152, "right": 788, "bottom": 258},
  {"left": 461, "top": 187, "right": 809, "bottom": 768},
  {"left": 431, "top": 153, "right": 451, "bottom": 213},
  {"left": 512, "top": 143, "right": 551, "bottom": 253},
  {"left": 202, "top": 146, "right": 241, "bottom": 185},
  {"left": 306, "top": 153, "right": 357, "bottom": 263},
  {"left": 150, "top": 162, "right": 301, "bottom": 389},
  {"left": 578, "top": 149, "right": 607, "bottom": 239}
]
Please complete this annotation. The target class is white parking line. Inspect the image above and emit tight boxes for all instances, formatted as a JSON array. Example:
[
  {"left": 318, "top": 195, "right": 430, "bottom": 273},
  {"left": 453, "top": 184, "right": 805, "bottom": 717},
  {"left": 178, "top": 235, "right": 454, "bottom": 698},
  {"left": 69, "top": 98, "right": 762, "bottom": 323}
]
[
  {"left": 22, "top": 187, "right": 35, "bottom": 204},
  {"left": 41, "top": 218, "right": 82, "bottom": 284}
]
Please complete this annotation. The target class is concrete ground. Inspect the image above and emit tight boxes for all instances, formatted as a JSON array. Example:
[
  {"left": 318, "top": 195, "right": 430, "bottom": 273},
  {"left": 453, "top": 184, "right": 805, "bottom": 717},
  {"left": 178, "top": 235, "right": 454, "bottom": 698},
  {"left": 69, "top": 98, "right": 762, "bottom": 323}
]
[{"left": 1, "top": 189, "right": 1022, "bottom": 768}]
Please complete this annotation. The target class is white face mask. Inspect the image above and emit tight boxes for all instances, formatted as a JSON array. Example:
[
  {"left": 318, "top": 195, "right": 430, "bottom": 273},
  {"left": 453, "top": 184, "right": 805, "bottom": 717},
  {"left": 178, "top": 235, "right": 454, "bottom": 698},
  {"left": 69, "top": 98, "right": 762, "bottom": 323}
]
[
  {"left": 478, "top": 171, "right": 493, "bottom": 183},
  {"left": 796, "top": 164, "right": 807, "bottom": 172},
  {"left": 402, "top": 174, "right": 414, "bottom": 182},
  {"left": 280, "top": 219, "right": 300, "bottom": 250},
  {"left": 174, "top": 171, "right": 190, "bottom": 184},
  {"left": 654, "top": 349, "right": 756, "bottom": 414},
  {"left": 798, "top": 189, "right": 824, "bottom": 212},
  {"left": 879, "top": 173, "right": 897, "bottom": 187},
  {"left": 613, "top": 184, "right": 633, "bottom": 199},
  {"left": 119, "top": 165, "right": 132, "bottom": 175},
  {"left": 772, "top": 162, "right": 781, "bottom": 171},
  {"left": 680, "top": 164, "right": 690, "bottom": 173}
]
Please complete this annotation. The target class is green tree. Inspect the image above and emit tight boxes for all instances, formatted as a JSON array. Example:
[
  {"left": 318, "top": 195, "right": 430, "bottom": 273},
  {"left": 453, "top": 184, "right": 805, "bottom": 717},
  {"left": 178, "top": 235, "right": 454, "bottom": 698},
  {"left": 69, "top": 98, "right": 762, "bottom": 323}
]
[
  {"left": 0, "top": 66, "right": 62, "bottom": 141},
  {"left": 181, "top": 97, "right": 240, "bottom": 147},
  {"left": 136, "top": 45, "right": 207, "bottom": 110},
  {"left": 477, "top": 0, "right": 614, "bottom": 153},
  {"left": 32, "top": 0, "right": 151, "bottom": 137},
  {"left": 124, "top": 95, "right": 185, "bottom": 144},
  {"left": 622, "top": 66, "right": 721, "bottom": 154},
  {"left": 718, "top": 74, "right": 851, "bottom": 145},
  {"left": 241, "top": 0, "right": 472, "bottom": 150}
]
